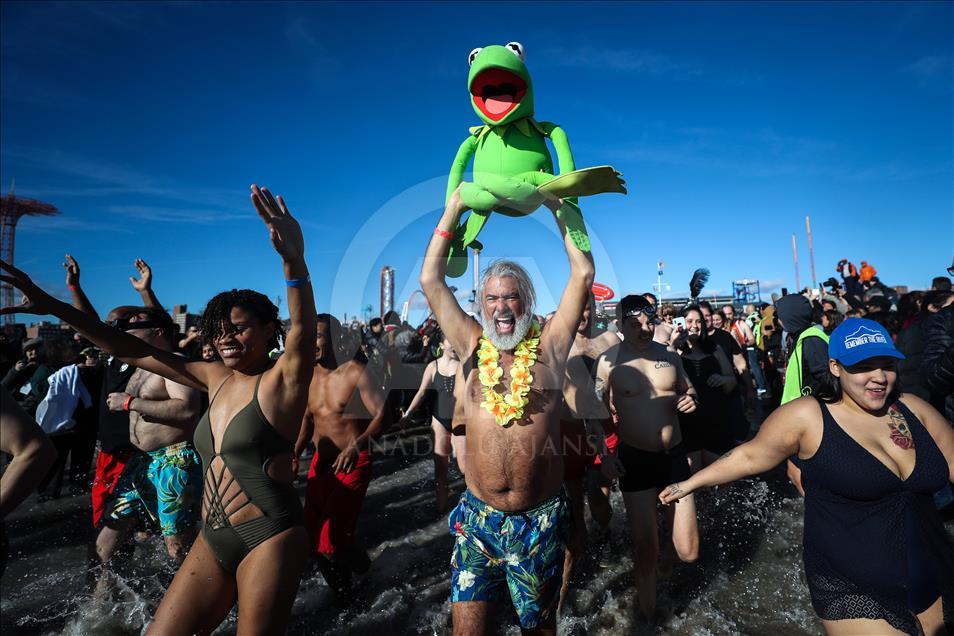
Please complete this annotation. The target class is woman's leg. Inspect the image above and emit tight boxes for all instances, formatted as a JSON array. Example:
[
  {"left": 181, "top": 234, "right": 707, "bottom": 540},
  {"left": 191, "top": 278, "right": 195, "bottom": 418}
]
[
  {"left": 821, "top": 618, "right": 908, "bottom": 635},
  {"left": 148, "top": 534, "right": 237, "bottom": 636},
  {"left": 916, "top": 595, "right": 944, "bottom": 636},
  {"left": 432, "top": 418, "right": 452, "bottom": 513},
  {"left": 234, "top": 526, "right": 310, "bottom": 635}
]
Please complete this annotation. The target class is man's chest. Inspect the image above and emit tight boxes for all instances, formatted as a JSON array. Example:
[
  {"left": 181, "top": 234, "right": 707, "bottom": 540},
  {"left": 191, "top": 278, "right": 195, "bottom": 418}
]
[
  {"left": 610, "top": 357, "right": 677, "bottom": 397},
  {"left": 126, "top": 369, "right": 168, "bottom": 400}
]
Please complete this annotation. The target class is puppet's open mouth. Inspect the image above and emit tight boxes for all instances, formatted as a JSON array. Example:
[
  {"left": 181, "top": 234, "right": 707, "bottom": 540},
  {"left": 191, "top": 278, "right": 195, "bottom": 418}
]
[{"left": 470, "top": 68, "right": 527, "bottom": 122}]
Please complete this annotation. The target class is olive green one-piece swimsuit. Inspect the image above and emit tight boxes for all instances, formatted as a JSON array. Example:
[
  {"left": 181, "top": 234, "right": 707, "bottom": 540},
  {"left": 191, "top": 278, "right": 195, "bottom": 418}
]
[{"left": 193, "top": 375, "right": 304, "bottom": 573}]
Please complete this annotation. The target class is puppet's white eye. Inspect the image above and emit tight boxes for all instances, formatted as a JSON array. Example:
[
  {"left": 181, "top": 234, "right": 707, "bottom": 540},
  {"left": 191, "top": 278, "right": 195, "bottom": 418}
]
[
  {"left": 468, "top": 48, "right": 483, "bottom": 66},
  {"left": 504, "top": 42, "right": 525, "bottom": 60}
]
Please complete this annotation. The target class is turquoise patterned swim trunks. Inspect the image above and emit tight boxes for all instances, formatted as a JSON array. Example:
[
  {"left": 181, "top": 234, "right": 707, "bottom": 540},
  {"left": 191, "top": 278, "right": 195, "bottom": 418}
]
[
  {"left": 448, "top": 490, "right": 570, "bottom": 629},
  {"left": 109, "top": 441, "right": 202, "bottom": 536}
]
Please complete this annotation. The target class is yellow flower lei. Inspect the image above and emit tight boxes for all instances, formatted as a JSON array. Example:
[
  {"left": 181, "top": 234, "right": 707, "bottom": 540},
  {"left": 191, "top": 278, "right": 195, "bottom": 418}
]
[{"left": 478, "top": 321, "right": 541, "bottom": 426}]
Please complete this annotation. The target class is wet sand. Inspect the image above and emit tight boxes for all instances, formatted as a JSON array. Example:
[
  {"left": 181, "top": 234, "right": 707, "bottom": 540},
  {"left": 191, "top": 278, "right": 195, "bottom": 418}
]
[{"left": 3, "top": 424, "right": 944, "bottom": 635}]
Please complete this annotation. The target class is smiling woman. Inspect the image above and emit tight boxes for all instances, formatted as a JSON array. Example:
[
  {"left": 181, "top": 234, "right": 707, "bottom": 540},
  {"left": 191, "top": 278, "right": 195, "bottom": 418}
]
[
  {"left": 0, "top": 184, "right": 318, "bottom": 635},
  {"left": 659, "top": 318, "right": 954, "bottom": 636}
]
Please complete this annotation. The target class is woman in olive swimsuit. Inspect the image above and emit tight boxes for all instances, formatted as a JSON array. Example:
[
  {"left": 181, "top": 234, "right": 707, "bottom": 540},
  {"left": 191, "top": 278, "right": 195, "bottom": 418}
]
[
  {"left": 660, "top": 319, "right": 954, "bottom": 635},
  {"left": 0, "top": 185, "right": 317, "bottom": 635}
]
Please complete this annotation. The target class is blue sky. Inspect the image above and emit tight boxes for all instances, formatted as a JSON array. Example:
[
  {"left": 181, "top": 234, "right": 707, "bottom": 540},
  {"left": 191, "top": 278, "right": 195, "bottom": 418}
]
[{"left": 2, "top": 1, "right": 951, "bottom": 324}]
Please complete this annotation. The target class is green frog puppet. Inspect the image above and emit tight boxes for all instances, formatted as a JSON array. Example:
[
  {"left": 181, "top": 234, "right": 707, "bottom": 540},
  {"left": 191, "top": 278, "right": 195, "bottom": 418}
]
[{"left": 444, "top": 41, "right": 627, "bottom": 277}]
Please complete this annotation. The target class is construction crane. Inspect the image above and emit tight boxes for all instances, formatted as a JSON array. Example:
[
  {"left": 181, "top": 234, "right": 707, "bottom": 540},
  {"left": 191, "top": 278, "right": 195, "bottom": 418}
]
[{"left": 0, "top": 183, "right": 59, "bottom": 324}]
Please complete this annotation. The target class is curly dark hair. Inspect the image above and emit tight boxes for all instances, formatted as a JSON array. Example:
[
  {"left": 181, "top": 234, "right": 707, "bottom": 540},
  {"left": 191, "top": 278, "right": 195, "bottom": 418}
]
[{"left": 199, "top": 289, "right": 284, "bottom": 351}]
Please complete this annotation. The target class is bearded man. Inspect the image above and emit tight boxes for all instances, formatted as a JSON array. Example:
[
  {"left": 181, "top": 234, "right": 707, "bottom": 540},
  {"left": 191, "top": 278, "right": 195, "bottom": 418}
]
[{"left": 420, "top": 187, "right": 593, "bottom": 636}]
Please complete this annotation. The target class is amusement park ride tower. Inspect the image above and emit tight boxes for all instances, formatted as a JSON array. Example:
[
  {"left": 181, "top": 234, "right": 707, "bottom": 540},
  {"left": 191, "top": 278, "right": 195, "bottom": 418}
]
[{"left": 0, "top": 184, "right": 59, "bottom": 325}]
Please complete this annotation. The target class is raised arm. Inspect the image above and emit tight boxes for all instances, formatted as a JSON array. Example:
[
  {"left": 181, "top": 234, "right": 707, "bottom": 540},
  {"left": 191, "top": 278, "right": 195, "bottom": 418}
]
[
  {"left": 249, "top": 186, "right": 317, "bottom": 438},
  {"left": 0, "top": 259, "right": 218, "bottom": 392},
  {"left": 660, "top": 397, "right": 813, "bottom": 504},
  {"left": 129, "top": 258, "right": 164, "bottom": 310},
  {"left": 420, "top": 187, "right": 482, "bottom": 359},
  {"left": 542, "top": 198, "right": 595, "bottom": 367},
  {"left": 63, "top": 254, "right": 98, "bottom": 318}
]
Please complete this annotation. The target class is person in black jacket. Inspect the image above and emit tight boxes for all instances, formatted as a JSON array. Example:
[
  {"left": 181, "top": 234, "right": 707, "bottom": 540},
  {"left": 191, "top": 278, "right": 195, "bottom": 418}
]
[{"left": 922, "top": 303, "right": 954, "bottom": 424}]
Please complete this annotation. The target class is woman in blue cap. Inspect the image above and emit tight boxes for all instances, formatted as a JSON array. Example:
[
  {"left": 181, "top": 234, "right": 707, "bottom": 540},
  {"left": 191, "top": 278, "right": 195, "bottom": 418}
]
[{"left": 660, "top": 318, "right": 954, "bottom": 635}]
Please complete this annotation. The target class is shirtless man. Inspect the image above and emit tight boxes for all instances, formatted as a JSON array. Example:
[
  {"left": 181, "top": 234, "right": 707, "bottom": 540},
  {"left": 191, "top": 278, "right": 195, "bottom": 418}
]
[
  {"left": 101, "top": 307, "right": 203, "bottom": 564},
  {"left": 594, "top": 294, "right": 699, "bottom": 625},
  {"left": 421, "top": 189, "right": 592, "bottom": 635},
  {"left": 558, "top": 299, "right": 619, "bottom": 606},
  {"left": 294, "top": 313, "right": 387, "bottom": 598},
  {"left": 61, "top": 257, "right": 202, "bottom": 580}
]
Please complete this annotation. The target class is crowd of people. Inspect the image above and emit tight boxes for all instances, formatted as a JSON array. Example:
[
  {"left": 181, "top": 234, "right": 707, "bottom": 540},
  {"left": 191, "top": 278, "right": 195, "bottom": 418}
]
[{"left": 0, "top": 187, "right": 952, "bottom": 635}]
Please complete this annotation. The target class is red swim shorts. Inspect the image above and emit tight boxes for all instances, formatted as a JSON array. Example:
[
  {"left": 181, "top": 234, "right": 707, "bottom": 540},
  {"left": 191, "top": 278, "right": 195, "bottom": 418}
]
[
  {"left": 91, "top": 448, "right": 136, "bottom": 528},
  {"left": 304, "top": 448, "right": 373, "bottom": 555}
]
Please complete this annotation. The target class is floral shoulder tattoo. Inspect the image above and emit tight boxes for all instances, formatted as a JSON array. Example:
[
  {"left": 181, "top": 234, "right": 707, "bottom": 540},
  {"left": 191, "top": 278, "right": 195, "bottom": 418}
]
[{"left": 887, "top": 405, "right": 914, "bottom": 450}]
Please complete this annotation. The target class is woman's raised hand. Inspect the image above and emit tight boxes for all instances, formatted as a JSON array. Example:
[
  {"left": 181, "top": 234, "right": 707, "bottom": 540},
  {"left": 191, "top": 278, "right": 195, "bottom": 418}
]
[{"left": 250, "top": 185, "right": 305, "bottom": 262}]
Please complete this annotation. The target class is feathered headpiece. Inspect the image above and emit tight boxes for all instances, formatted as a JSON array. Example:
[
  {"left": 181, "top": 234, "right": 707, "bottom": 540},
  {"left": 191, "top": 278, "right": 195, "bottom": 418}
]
[{"left": 689, "top": 268, "right": 710, "bottom": 303}]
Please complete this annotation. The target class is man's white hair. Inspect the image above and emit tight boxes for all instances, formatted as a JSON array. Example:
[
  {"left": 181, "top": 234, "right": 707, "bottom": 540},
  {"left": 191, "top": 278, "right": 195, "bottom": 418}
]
[{"left": 477, "top": 260, "right": 536, "bottom": 317}]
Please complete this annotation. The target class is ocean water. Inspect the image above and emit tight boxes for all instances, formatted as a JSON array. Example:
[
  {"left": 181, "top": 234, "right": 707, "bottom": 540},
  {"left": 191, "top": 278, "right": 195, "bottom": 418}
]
[{"left": 1, "top": 427, "right": 837, "bottom": 635}]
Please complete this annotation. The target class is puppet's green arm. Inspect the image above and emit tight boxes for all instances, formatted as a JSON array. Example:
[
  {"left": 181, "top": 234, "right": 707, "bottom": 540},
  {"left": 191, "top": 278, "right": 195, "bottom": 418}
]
[
  {"left": 544, "top": 123, "right": 576, "bottom": 175},
  {"left": 446, "top": 135, "right": 478, "bottom": 203}
]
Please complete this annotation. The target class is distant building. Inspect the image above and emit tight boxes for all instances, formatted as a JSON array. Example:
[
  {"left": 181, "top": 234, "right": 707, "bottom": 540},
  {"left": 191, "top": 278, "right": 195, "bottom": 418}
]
[
  {"left": 172, "top": 304, "right": 200, "bottom": 334},
  {"left": 26, "top": 321, "right": 74, "bottom": 340}
]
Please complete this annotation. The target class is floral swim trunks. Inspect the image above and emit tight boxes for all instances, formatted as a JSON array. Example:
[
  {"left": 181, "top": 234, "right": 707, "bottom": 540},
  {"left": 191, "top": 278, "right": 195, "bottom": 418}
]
[
  {"left": 448, "top": 489, "right": 570, "bottom": 629},
  {"left": 109, "top": 441, "right": 202, "bottom": 536}
]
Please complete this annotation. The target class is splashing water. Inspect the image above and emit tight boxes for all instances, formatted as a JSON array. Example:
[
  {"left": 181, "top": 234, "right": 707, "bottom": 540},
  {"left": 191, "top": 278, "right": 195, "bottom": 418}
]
[{"left": 9, "top": 426, "right": 926, "bottom": 635}]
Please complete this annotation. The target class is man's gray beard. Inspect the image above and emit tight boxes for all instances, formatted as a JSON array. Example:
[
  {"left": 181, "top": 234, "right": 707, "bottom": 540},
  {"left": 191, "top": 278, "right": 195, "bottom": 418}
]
[{"left": 481, "top": 311, "right": 533, "bottom": 351}]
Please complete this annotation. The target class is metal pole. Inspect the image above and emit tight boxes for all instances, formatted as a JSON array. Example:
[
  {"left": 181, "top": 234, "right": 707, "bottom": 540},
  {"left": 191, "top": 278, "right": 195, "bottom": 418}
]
[
  {"left": 806, "top": 215, "right": 817, "bottom": 290},
  {"left": 792, "top": 233, "right": 800, "bottom": 291},
  {"left": 473, "top": 249, "right": 481, "bottom": 301}
]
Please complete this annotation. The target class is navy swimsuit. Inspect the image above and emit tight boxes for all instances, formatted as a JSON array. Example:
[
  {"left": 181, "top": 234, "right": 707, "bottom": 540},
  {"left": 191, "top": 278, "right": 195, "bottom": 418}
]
[{"left": 799, "top": 399, "right": 954, "bottom": 634}]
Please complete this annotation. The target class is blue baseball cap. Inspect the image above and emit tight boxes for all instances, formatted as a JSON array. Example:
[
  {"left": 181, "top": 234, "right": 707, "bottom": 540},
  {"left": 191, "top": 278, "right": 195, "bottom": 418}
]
[{"left": 828, "top": 318, "right": 905, "bottom": 367}]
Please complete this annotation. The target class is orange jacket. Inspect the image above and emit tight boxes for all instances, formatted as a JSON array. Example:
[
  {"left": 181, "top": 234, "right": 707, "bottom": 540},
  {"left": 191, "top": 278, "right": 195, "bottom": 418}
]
[{"left": 859, "top": 263, "right": 876, "bottom": 281}]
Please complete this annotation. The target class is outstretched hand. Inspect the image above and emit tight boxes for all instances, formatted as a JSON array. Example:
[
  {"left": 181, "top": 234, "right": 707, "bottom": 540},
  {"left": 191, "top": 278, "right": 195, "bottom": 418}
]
[
  {"left": 250, "top": 185, "right": 304, "bottom": 262},
  {"left": 0, "top": 259, "right": 55, "bottom": 316},
  {"left": 129, "top": 258, "right": 152, "bottom": 292},
  {"left": 63, "top": 254, "right": 81, "bottom": 288}
]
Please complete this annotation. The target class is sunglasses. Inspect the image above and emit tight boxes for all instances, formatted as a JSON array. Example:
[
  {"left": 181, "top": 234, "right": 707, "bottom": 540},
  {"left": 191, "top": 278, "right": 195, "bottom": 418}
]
[
  {"left": 623, "top": 305, "right": 656, "bottom": 318},
  {"left": 107, "top": 319, "right": 167, "bottom": 331}
]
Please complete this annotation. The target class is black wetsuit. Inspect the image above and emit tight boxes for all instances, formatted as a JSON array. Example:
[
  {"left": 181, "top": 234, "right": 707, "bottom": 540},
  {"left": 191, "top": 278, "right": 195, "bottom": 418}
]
[
  {"left": 678, "top": 347, "right": 733, "bottom": 454},
  {"left": 800, "top": 399, "right": 954, "bottom": 634}
]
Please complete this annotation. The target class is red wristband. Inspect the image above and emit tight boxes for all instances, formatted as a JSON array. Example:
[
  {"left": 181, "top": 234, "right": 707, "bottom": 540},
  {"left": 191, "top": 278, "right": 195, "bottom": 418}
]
[
  {"left": 68, "top": 284, "right": 78, "bottom": 291},
  {"left": 123, "top": 395, "right": 135, "bottom": 411},
  {"left": 433, "top": 227, "right": 454, "bottom": 240}
]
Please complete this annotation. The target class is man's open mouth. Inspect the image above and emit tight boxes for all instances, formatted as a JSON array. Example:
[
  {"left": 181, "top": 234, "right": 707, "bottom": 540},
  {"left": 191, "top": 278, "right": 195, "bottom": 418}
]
[
  {"left": 471, "top": 67, "right": 527, "bottom": 121},
  {"left": 495, "top": 315, "right": 516, "bottom": 334}
]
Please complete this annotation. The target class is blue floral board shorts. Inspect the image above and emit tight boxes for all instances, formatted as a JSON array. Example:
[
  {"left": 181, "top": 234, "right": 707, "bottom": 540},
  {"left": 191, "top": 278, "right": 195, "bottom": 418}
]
[
  {"left": 448, "top": 489, "right": 570, "bottom": 629},
  {"left": 109, "top": 441, "right": 202, "bottom": 536}
]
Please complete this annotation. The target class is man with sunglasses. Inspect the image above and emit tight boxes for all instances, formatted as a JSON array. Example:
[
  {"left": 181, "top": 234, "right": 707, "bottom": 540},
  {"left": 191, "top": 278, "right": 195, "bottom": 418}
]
[
  {"left": 97, "top": 308, "right": 202, "bottom": 570},
  {"left": 590, "top": 295, "right": 700, "bottom": 626}
]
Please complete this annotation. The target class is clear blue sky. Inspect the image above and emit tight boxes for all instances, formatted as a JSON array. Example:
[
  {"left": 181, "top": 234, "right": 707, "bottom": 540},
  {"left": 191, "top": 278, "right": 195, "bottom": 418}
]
[{"left": 2, "top": 1, "right": 951, "bottom": 325}]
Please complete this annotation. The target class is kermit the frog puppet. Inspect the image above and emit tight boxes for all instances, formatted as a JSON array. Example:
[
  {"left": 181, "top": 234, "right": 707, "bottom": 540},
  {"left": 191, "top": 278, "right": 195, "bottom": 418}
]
[{"left": 444, "top": 41, "right": 627, "bottom": 277}]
